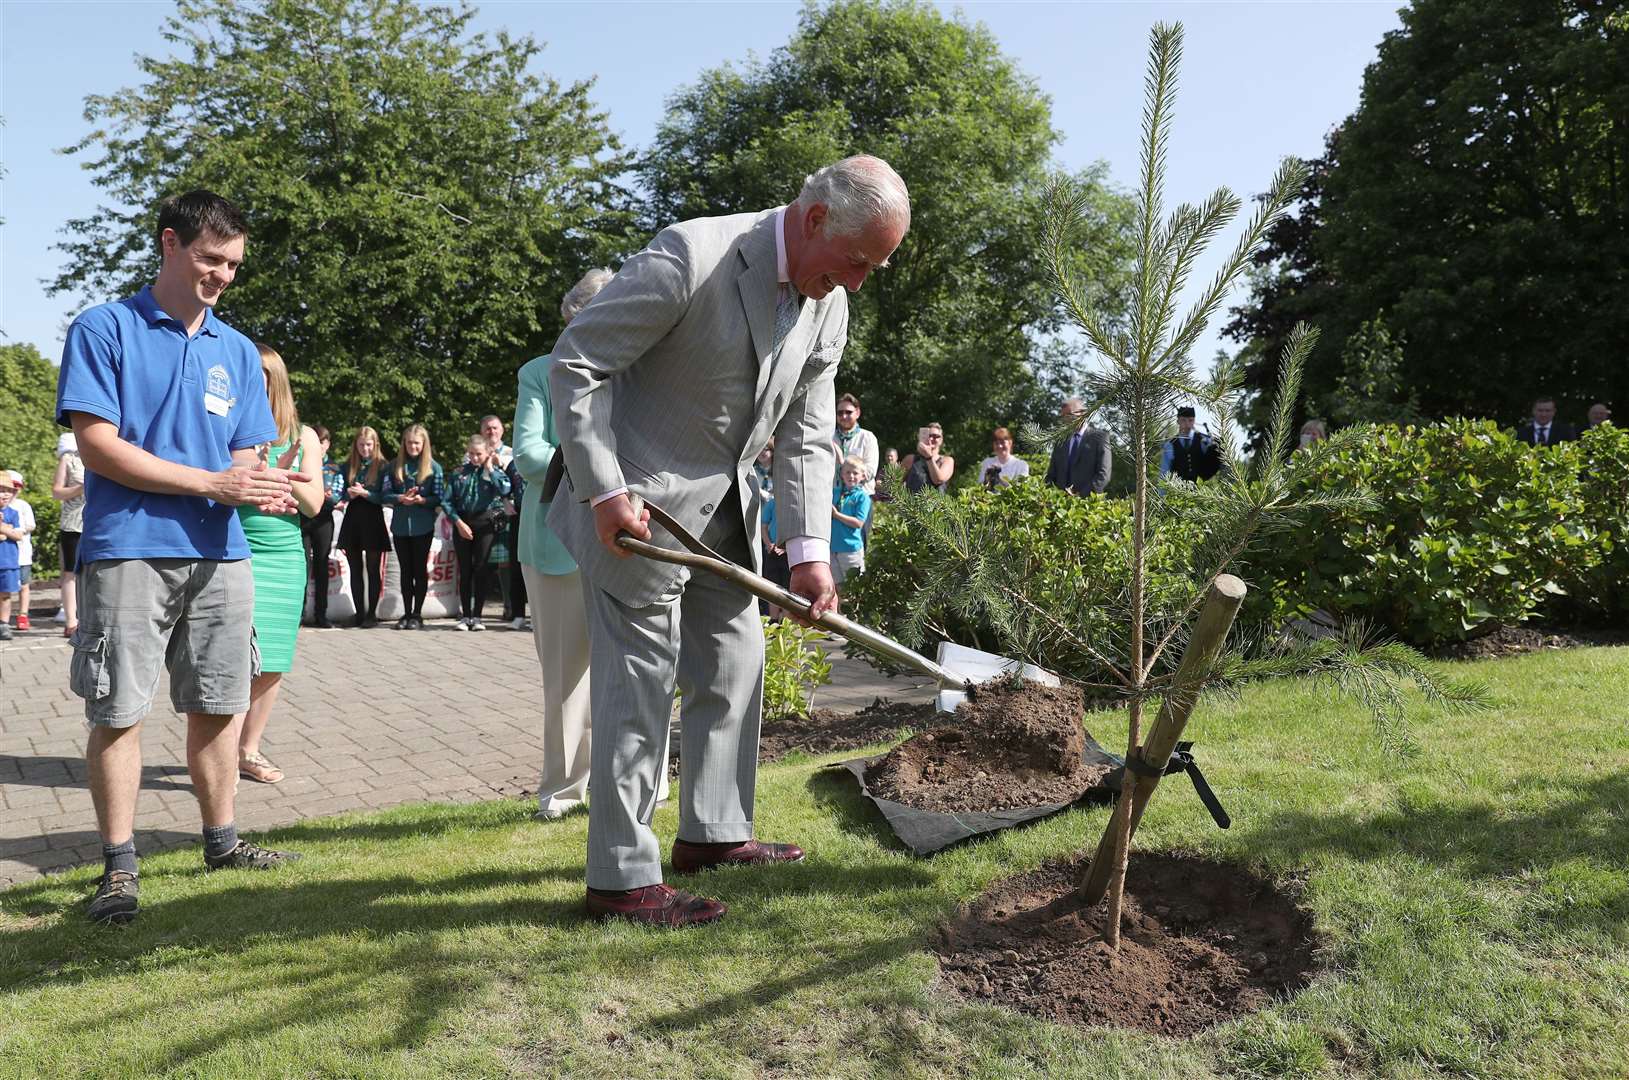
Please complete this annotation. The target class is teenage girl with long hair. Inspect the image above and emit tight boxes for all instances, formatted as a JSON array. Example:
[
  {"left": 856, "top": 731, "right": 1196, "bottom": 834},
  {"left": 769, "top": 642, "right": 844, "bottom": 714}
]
[
  {"left": 379, "top": 423, "right": 443, "bottom": 629},
  {"left": 443, "top": 433, "right": 510, "bottom": 631},
  {"left": 336, "top": 425, "right": 388, "bottom": 626},
  {"left": 237, "top": 344, "right": 325, "bottom": 783}
]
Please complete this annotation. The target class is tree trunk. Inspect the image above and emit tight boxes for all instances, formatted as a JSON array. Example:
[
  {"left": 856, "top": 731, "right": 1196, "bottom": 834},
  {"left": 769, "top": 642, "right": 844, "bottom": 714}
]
[{"left": 1077, "top": 574, "right": 1248, "bottom": 907}]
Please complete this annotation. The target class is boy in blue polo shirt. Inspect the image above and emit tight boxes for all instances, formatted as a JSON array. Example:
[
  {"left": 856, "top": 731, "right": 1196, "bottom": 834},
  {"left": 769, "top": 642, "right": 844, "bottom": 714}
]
[
  {"left": 57, "top": 190, "right": 309, "bottom": 925},
  {"left": 830, "top": 455, "right": 871, "bottom": 586},
  {"left": 0, "top": 473, "right": 21, "bottom": 640}
]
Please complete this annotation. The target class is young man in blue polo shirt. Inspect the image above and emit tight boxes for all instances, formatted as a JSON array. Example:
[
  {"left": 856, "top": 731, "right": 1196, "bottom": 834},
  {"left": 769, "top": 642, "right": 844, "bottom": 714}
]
[{"left": 57, "top": 190, "right": 309, "bottom": 925}]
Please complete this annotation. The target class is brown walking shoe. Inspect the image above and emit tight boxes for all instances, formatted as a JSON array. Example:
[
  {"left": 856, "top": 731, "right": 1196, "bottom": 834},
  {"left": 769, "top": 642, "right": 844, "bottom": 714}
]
[
  {"left": 671, "top": 838, "right": 805, "bottom": 874},
  {"left": 585, "top": 883, "right": 727, "bottom": 928}
]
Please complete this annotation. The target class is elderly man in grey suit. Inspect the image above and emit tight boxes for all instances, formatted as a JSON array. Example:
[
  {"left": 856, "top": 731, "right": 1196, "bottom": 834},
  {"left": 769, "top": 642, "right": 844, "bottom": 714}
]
[{"left": 549, "top": 155, "right": 911, "bottom": 927}]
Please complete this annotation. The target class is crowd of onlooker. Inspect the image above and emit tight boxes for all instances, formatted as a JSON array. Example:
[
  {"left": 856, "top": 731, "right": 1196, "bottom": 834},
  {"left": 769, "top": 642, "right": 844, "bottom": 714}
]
[{"left": 298, "top": 412, "right": 528, "bottom": 634}]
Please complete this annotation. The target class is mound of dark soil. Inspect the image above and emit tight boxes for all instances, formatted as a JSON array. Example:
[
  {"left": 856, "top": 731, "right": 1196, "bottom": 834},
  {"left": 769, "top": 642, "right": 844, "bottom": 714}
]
[
  {"left": 864, "top": 681, "right": 1106, "bottom": 813},
  {"left": 935, "top": 853, "right": 1321, "bottom": 1036}
]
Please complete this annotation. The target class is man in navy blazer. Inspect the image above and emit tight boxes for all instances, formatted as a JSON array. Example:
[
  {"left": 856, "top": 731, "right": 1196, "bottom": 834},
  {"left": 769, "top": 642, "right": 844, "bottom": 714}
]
[
  {"left": 1515, "top": 397, "right": 1577, "bottom": 447},
  {"left": 1044, "top": 398, "right": 1112, "bottom": 496}
]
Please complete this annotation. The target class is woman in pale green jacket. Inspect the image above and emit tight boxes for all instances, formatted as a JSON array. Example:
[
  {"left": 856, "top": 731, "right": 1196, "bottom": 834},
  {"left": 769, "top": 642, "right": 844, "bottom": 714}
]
[{"left": 513, "top": 269, "right": 667, "bottom": 819}]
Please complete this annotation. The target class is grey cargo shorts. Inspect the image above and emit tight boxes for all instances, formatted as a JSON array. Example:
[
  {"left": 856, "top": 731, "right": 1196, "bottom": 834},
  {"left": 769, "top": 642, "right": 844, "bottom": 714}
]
[{"left": 69, "top": 558, "right": 260, "bottom": 727}]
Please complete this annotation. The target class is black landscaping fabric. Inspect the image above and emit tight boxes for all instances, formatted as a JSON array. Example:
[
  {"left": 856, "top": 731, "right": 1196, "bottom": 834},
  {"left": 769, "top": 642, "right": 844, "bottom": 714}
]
[{"left": 832, "top": 735, "right": 1124, "bottom": 857}]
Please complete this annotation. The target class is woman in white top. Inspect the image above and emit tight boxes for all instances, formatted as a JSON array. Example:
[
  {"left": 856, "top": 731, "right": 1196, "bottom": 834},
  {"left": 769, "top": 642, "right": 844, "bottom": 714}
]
[
  {"left": 51, "top": 434, "right": 86, "bottom": 638},
  {"left": 978, "top": 427, "right": 1031, "bottom": 489}
]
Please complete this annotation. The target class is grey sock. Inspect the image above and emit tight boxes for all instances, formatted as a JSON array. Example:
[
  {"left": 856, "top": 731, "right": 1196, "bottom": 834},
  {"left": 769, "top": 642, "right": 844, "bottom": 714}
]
[
  {"left": 102, "top": 838, "right": 137, "bottom": 877},
  {"left": 203, "top": 822, "right": 238, "bottom": 860}
]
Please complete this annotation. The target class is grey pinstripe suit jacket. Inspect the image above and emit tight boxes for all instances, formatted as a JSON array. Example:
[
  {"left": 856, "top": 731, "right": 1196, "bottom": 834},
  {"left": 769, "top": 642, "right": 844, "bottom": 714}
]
[{"left": 547, "top": 208, "right": 848, "bottom": 608}]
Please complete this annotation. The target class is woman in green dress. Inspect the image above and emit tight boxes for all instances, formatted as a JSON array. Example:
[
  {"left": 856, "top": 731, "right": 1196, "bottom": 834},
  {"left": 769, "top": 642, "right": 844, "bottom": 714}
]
[{"left": 237, "top": 344, "right": 325, "bottom": 784}]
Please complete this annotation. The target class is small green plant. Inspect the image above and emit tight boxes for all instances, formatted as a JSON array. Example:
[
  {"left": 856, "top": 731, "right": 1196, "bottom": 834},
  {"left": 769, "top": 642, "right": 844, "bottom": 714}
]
[{"left": 761, "top": 617, "right": 833, "bottom": 722}]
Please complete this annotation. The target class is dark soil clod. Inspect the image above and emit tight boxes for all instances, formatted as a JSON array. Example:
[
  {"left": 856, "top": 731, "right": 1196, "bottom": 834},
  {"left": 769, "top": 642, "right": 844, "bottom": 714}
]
[
  {"left": 864, "top": 680, "right": 1107, "bottom": 812},
  {"left": 934, "top": 853, "right": 1322, "bottom": 1035},
  {"left": 761, "top": 698, "right": 948, "bottom": 763}
]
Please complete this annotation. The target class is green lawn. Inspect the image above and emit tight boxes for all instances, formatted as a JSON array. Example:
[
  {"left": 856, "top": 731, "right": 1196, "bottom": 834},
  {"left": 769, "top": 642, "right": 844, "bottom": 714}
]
[{"left": 2, "top": 647, "right": 1627, "bottom": 1079}]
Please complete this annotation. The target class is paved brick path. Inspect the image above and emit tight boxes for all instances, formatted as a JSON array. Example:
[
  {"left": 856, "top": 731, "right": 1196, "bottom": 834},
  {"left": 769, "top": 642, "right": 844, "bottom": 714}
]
[{"left": 0, "top": 617, "right": 935, "bottom": 889}]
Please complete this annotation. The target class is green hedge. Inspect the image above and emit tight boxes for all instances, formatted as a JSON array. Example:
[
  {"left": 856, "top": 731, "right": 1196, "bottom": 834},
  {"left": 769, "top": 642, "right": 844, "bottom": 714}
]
[
  {"left": 849, "top": 421, "right": 1623, "bottom": 657},
  {"left": 844, "top": 478, "right": 1197, "bottom": 681},
  {"left": 1241, "top": 420, "right": 1599, "bottom": 645},
  {"left": 1553, "top": 422, "right": 1629, "bottom": 622}
]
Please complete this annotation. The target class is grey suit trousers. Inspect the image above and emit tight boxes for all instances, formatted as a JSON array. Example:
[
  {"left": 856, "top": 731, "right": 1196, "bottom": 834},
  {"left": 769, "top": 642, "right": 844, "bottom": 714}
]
[{"left": 582, "top": 503, "right": 762, "bottom": 890}]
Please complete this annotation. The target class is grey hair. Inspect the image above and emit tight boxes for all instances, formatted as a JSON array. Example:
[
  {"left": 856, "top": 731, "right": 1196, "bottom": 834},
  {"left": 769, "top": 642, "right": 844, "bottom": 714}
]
[
  {"left": 561, "top": 268, "right": 614, "bottom": 322},
  {"left": 796, "top": 155, "right": 910, "bottom": 239}
]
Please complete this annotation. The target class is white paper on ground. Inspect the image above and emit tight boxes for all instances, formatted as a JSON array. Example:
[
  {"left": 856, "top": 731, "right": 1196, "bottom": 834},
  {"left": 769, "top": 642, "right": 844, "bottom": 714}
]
[{"left": 934, "top": 641, "right": 1061, "bottom": 714}]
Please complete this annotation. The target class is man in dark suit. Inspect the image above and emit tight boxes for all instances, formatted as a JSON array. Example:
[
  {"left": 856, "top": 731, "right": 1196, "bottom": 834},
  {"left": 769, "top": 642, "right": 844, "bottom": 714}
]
[
  {"left": 1516, "top": 397, "right": 1577, "bottom": 447},
  {"left": 1044, "top": 398, "right": 1112, "bottom": 496},
  {"left": 1161, "top": 406, "right": 1222, "bottom": 480}
]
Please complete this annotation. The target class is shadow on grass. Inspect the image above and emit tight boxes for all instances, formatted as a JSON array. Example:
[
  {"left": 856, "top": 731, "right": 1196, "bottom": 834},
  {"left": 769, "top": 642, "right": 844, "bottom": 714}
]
[
  {"left": 803, "top": 761, "right": 905, "bottom": 852},
  {"left": 0, "top": 800, "right": 947, "bottom": 1071},
  {"left": 250, "top": 800, "right": 538, "bottom": 844},
  {"left": 1239, "top": 770, "right": 1629, "bottom": 933}
]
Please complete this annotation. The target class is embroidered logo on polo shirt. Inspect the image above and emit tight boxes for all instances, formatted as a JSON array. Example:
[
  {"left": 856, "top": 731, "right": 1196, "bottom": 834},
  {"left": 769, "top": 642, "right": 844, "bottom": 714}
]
[{"left": 204, "top": 364, "right": 235, "bottom": 416}]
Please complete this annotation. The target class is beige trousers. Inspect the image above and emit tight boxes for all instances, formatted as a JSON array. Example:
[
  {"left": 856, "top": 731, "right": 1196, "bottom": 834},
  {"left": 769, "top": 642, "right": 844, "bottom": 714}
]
[{"left": 524, "top": 565, "right": 667, "bottom": 816}]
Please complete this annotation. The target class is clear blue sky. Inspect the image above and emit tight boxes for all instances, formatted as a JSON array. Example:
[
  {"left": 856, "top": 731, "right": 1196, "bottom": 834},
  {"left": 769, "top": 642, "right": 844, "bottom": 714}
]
[{"left": 1, "top": 0, "right": 1402, "bottom": 374}]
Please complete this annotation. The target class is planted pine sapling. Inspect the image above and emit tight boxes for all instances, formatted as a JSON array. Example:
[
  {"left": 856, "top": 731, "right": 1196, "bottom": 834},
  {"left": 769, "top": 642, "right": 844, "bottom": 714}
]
[{"left": 880, "top": 22, "right": 1486, "bottom": 950}]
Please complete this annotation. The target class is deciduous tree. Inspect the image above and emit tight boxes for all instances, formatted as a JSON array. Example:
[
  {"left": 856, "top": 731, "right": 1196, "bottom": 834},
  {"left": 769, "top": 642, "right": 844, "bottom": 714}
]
[
  {"left": 638, "top": 0, "right": 1136, "bottom": 455},
  {"left": 52, "top": 0, "right": 636, "bottom": 446},
  {"left": 1228, "top": 0, "right": 1629, "bottom": 436}
]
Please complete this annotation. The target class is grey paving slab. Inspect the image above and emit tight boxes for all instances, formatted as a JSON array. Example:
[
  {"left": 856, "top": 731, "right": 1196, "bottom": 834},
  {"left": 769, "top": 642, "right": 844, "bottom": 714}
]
[{"left": 0, "top": 611, "right": 933, "bottom": 889}]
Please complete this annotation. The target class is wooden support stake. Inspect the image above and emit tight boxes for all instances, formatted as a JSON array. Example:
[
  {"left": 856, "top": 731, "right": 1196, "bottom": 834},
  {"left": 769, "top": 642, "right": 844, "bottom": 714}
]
[{"left": 1077, "top": 574, "right": 1248, "bottom": 905}]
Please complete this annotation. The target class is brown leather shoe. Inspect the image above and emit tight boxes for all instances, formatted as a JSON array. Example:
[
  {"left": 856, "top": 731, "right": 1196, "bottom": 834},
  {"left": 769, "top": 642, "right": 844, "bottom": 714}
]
[
  {"left": 671, "top": 838, "right": 806, "bottom": 874},
  {"left": 585, "top": 884, "right": 727, "bottom": 928}
]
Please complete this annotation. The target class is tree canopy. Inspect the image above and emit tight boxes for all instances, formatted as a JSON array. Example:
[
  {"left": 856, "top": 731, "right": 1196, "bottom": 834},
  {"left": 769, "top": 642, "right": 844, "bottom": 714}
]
[
  {"left": 52, "top": 0, "right": 636, "bottom": 450},
  {"left": 638, "top": 0, "right": 1137, "bottom": 457},
  {"left": 1227, "top": 0, "right": 1629, "bottom": 437}
]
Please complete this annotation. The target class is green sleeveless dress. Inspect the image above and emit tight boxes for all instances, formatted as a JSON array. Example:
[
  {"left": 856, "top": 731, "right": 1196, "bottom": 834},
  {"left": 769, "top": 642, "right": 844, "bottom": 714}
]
[{"left": 238, "top": 437, "right": 307, "bottom": 673}]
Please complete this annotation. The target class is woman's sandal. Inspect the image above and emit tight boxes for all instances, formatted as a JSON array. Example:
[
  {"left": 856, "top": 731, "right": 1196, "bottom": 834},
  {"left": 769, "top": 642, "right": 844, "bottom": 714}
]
[{"left": 239, "top": 751, "right": 285, "bottom": 785}]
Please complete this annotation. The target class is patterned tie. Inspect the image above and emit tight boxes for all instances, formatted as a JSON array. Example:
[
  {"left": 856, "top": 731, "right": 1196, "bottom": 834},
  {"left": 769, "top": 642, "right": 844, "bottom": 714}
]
[{"left": 772, "top": 283, "right": 799, "bottom": 353}]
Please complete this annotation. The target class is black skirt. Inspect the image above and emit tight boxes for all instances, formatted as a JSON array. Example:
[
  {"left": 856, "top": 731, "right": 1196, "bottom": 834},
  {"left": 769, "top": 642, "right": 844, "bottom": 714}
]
[{"left": 337, "top": 498, "right": 389, "bottom": 552}]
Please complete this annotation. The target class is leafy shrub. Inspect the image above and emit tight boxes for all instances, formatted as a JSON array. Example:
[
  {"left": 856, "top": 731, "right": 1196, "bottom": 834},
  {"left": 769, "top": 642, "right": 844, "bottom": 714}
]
[
  {"left": 1552, "top": 422, "right": 1629, "bottom": 622},
  {"left": 843, "top": 478, "right": 1197, "bottom": 683},
  {"left": 1242, "top": 420, "right": 1598, "bottom": 646},
  {"left": 761, "top": 617, "right": 832, "bottom": 721}
]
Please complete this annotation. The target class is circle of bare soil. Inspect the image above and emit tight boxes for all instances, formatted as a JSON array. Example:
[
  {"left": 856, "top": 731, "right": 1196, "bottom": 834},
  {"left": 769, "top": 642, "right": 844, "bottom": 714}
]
[
  {"left": 934, "top": 853, "right": 1321, "bottom": 1036},
  {"left": 864, "top": 681, "right": 1106, "bottom": 813}
]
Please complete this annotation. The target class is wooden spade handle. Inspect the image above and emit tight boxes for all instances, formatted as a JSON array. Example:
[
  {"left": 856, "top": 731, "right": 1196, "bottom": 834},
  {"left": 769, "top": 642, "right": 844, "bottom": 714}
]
[{"left": 616, "top": 534, "right": 970, "bottom": 691}]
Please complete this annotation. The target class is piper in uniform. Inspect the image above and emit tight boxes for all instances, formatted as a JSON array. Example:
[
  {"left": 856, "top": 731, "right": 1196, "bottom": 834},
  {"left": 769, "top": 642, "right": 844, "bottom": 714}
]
[{"left": 1160, "top": 406, "right": 1221, "bottom": 481}]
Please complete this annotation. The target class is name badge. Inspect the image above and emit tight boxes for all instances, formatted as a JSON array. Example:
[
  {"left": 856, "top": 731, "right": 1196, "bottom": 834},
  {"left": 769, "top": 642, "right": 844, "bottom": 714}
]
[{"left": 204, "top": 393, "right": 232, "bottom": 416}]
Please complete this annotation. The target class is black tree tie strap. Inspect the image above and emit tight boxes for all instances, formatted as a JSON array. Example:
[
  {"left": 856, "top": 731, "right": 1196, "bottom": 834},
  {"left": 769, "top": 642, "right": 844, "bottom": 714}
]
[{"left": 1124, "top": 742, "right": 1231, "bottom": 829}]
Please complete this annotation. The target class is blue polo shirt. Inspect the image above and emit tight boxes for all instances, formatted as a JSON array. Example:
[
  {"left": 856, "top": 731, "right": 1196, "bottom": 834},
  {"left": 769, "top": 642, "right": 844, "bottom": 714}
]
[{"left": 55, "top": 285, "right": 278, "bottom": 563}]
